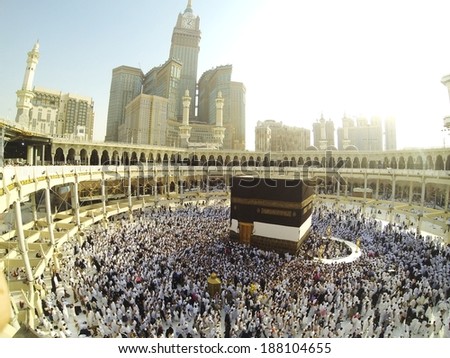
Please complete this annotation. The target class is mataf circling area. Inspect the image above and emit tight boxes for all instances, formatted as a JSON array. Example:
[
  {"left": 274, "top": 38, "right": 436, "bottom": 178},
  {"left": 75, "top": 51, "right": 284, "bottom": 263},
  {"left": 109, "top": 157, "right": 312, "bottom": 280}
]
[{"left": 17, "top": 200, "right": 449, "bottom": 339}]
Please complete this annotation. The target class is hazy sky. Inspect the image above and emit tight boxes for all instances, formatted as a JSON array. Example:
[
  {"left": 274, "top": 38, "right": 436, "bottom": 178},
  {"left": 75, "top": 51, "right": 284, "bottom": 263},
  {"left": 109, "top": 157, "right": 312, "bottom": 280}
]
[{"left": 1, "top": 0, "right": 450, "bottom": 150}]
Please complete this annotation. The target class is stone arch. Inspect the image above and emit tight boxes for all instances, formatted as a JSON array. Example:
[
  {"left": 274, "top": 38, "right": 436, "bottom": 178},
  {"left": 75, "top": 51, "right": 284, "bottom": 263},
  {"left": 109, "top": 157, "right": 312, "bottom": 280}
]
[
  {"left": 163, "top": 153, "right": 169, "bottom": 164},
  {"left": 328, "top": 156, "right": 335, "bottom": 168},
  {"left": 208, "top": 155, "right": 216, "bottom": 166},
  {"left": 233, "top": 155, "right": 239, "bottom": 166},
  {"left": 90, "top": 149, "right": 99, "bottom": 165},
  {"left": 345, "top": 157, "right": 352, "bottom": 168},
  {"left": 248, "top": 156, "right": 255, "bottom": 166},
  {"left": 122, "top": 151, "right": 130, "bottom": 165},
  {"left": 174, "top": 154, "right": 182, "bottom": 164},
  {"left": 398, "top": 156, "right": 406, "bottom": 169},
  {"left": 435, "top": 155, "right": 444, "bottom": 170},
  {"left": 407, "top": 156, "right": 414, "bottom": 169},
  {"left": 67, "top": 148, "right": 76, "bottom": 164},
  {"left": 148, "top": 153, "right": 155, "bottom": 163},
  {"left": 200, "top": 155, "right": 207, "bottom": 166},
  {"left": 217, "top": 155, "right": 223, "bottom": 166},
  {"left": 390, "top": 157, "right": 397, "bottom": 169},
  {"left": 80, "top": 148, "right": 88, "bottom": 165},
  {"left": 139, "top": 152, "right": 146, "bottom": 163},
  {"left": 361, "top": 157, "right": 368, "bottom": 169},
  {"left": 111, "top": 151, "right": 120, "bottom": 165},
  {"left": 54, "top": 147, "right": 65, "bottom": 164},
  {"left": 156, "top": 153, "right": 162, "bottom": 163},
  {"left": 425, "top": 155, "right": 433, "bottom": 170},
  {"left": 225, "top": 155, "right": 231, "bottom": 166},
  {"left": 353, "top": 157, "right": 360, "bottom": 168},
  {"left": 298, "top": 157, "right": 304, "bottom": 166},
  {"left": 101, "top": 150, "right": 110, "bottom": 165},
  {"left": 290, "top": 156, "right": 297, "bottom": 167},
  {"left": 415, "top": 156, "right": 423, "bottom": 170},
  {"left": 130, "top": 151, "right": 138, "bottom": 165},
  {"left": 383, "top": 157, "right": 389, "bottom": 168}
]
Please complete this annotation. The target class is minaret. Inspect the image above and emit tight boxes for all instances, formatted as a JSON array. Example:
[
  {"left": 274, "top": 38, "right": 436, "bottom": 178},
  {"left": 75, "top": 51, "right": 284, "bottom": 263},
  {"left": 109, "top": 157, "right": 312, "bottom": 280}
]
[
  {"left": 16, "top": 41, "right": 40, "bottom": 126},
  {"left": 213, "top": 91, "right": 226, "bottom": 147},
  {"left": 179, "top": 89, "right": 192, "bottom": 147}
]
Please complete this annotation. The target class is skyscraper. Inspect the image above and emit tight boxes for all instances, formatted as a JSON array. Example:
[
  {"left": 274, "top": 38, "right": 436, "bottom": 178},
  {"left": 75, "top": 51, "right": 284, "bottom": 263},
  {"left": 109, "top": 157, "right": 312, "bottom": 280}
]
[
  {"left": 312, "top": 115, "right": 335, "bottom": 149},
  {"left": 255, "top": 120, "right": 310, "bottom": 152},
  {"left": 104, "top": 66, "right": 143, "bottom": 142},
  {"left": 337, "top": 116, "right": 383, "bottom": 151},
  {"left": 198, "top": 65, "right": 246, "bottom": 150},
  {"left": 169, "top": 0, "right": 201, "bottom": 121},
  {"left": 384, "top": 117, "right": 397, "bottom": 150},
  {"left": 104, "top": 1, "right": 245, "bottom": 149}
]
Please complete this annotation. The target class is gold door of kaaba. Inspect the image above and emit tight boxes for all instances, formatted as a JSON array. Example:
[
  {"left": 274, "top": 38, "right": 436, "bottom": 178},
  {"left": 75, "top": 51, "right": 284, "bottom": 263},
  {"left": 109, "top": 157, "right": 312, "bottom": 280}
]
[{"left": 239, "top": 222, "right": 253, "bottom": 245}]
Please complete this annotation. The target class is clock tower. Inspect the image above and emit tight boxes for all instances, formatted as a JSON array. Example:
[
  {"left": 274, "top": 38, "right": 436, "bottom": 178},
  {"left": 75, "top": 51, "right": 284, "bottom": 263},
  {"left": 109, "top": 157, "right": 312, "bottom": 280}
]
[{"left": 169, "top": 0, "right": 201, "bottom": 121}]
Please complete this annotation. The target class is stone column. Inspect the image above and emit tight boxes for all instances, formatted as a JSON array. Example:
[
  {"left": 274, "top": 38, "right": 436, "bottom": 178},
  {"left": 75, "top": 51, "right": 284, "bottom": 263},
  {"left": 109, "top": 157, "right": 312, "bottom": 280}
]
[
  {"left": 445, "top": 186, "right": 449, "bottom": 213},
  {"left": 41, "top": 145, "right": 46, "bottom": 165},
  {"left": 15, "top": 199, "right": 36, "bottom": 329},
  {"left": 391, "top": 175, "right": 396, "bottom": 201},
  {"left": 101, "top": 178, "right": 107, "bottom": 217},
  {"left": 421, "top": 179, "right": 426, "bottom": 210},
  {"left": 45, "top": 185, "right": 59, "bottom": 271},
  {"left": 363, "top": 172, "right": 368, "bottom": 200},
  {"left": 27, "top": 145, "right": 34, "bottom": 165},
  {"left": 128, "top": 167, "right": 133, "bottom": 221},
  {"left": 409, "top": 181, "right": 414, "bottom": 205},
  {"left": 30, "top": 192, "right": 38, "bottom": 222},
  {"left": 375, "top": 179, "right": 379, "bottom": 200},
  {"left": 71, "top": 175, "right": 80, "bottom": 228}
]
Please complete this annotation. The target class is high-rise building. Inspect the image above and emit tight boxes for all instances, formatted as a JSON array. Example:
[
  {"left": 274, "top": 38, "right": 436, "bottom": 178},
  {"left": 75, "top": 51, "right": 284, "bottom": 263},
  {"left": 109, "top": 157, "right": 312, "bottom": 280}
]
[
  {"left": 255, "top": 120, "right": 310, "bottom": 152},
  {"left": 15, "top": 42, "right": 95, "bottom": 140},
  {"left": 312, "top": 115, "right": 335, "bottom": 149},
  {"left": 337, "top": 116, "right": 383, "bottom": 151},
  {"left": 169, "top": 0, "right": 201, "bottom": 121},
  {"left": 143, "top": 59, "right": 182, "bottom": 121},
  {"left": 118, "top": 94, "right": 168, "bottom": 146},
  {"left": 105, "top": 1, "right": 245, "bottom": 149},
  {"left": 105, "top": 66, "right": 143, "bottom": 142},
  {"left": 384, "top": 117, "right": 397, "bottom": 150},
  {"left": 198, "top": 65, "right": 246, "bottom": 150}
]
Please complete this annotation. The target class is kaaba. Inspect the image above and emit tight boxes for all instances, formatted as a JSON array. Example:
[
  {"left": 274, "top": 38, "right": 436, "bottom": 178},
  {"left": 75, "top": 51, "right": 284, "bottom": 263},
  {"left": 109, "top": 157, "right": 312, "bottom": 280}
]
[{"left": 229, "top": 176, "right": 315, "bottom": 254}]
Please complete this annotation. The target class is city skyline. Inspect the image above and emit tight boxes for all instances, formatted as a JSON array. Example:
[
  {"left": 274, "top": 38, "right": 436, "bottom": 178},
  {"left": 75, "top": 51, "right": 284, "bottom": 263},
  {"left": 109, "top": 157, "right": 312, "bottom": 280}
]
[{"left": 1, "top": 0, "right": 450, "bottom": 150}]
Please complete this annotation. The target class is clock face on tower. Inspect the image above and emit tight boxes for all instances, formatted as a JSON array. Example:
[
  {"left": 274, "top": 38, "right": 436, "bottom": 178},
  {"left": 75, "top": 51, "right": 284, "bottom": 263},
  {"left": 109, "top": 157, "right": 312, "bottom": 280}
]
[{"left": 182, "top": 16, "right": 195, "bottom": 29}]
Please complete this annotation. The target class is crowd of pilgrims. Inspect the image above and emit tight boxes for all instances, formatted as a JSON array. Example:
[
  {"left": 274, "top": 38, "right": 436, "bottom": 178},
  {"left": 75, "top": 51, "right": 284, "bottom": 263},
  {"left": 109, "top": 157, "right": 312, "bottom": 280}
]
[{"left": 35, "top": 201, "right": 450, "bottom": 338}]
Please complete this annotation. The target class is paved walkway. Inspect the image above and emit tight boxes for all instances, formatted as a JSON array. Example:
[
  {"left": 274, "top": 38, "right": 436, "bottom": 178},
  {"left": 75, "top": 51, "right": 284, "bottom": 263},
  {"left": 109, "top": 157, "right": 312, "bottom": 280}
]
[{"left": 312, "top": 237, "right": 362, "bottom": 264}]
